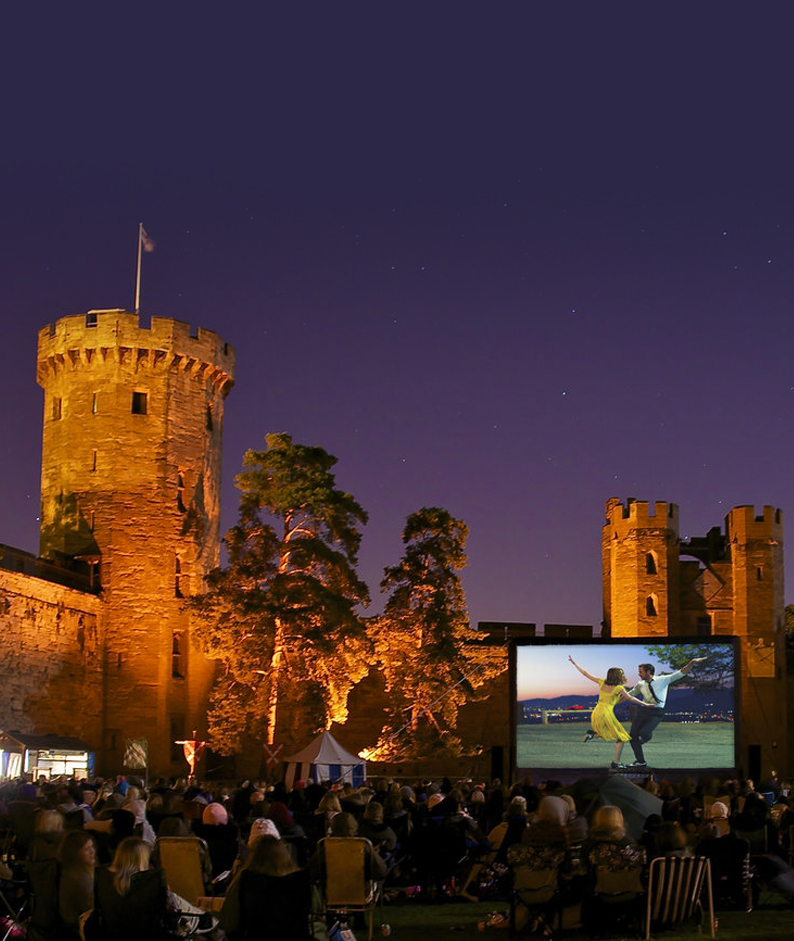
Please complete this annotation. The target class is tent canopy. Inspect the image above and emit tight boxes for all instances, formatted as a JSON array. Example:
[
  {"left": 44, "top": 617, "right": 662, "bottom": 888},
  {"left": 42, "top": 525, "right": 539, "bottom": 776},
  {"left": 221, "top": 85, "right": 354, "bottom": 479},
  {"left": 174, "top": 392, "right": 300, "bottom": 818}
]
[{"left": 283, "top": 731, "right": 366, "bottom": 787}]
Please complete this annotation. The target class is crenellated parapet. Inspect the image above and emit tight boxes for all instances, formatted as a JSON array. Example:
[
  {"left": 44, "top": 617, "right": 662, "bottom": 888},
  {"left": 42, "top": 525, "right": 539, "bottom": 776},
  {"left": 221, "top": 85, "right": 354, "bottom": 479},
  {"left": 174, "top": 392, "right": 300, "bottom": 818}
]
[
  {"left": 604, "top": 497, "right": 679, "bottom": 537},
  {"left": 725, "top": 505, "right": 783, "bottom": 545},
  {"left": 37, "top": 311, "right": 234, "bottom": 396}
]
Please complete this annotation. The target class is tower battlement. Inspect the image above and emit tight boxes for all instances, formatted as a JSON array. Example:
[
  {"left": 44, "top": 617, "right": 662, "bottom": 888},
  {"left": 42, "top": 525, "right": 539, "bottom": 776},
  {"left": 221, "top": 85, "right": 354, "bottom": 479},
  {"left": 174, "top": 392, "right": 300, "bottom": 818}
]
[
  {"left": 37, "top": 311, "right": 234, "bottom": 393},
  {"left": 725, "top": 504, "right": 783, "bottom": 543},
  {"left": 604, "top": 497, "right": 679, "bottom": 536}
]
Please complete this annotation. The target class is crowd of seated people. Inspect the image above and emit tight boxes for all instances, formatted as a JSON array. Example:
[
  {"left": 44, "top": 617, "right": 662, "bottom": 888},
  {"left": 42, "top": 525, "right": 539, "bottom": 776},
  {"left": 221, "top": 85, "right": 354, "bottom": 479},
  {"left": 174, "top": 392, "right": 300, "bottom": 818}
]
[{"left": 0, "top": 770, "right": 793, "bottom": 939}]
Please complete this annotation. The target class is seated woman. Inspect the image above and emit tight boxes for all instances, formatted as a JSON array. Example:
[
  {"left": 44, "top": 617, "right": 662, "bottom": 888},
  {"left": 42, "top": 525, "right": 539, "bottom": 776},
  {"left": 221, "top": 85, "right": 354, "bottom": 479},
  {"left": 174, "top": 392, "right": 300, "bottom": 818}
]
[
  {"left": 314, "top": 791, "right": 342, "bottom": 837},
  {"left": 59, "top": 830, "right": 97, "bottom": 938},
  {"left": 490, "top": 795, "right": 529, "bottom": 863},
  {"left": 219, "top": 835, "right": 313, "bottom": 941},
  {"left": 89, "top": 836, "right": 170, "bottom": 941},
  {"left": 357, "top": 802, "right": 397, "bottom": 859},
  {"left": 581, "top": 806, "right": 646, "bottom": 934},
  {"left": 582, "top": 806, "right": 645, "bottom": 873},
  {"left": 584, "top": 806, "right": 634, "bottom": 849},
  {"left": 192, "top": 802, "right": 240, "bottom": 881},
  {"left": 521, "top": 796, "right": 572, "bottom": 848}
]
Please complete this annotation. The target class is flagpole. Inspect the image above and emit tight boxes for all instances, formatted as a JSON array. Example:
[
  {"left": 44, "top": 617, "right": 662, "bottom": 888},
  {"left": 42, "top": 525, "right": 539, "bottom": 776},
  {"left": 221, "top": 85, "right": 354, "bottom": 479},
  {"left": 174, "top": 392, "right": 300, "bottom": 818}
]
[{"left": 134, "top": 222, "right": 143, "bottom": 314}]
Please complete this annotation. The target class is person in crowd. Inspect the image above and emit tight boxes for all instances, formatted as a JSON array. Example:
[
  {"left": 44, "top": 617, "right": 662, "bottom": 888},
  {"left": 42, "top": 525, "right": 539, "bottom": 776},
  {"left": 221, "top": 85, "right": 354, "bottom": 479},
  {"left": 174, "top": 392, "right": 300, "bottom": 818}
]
[
  {"left": 357, "top": 801, "right": 397, "bottom": 865},
  {"left": 193, "top": 802, "right": 240, "bottom": 880},
  {"left": 653, "top": 821, "right": 691, "bottom": 857},
  {"left": 489, "top": 795, "right": 529, "bottom": 863},
  {"left": 232, "top": 817, "right": 281, "bottom": 875},
  {"left": 383, "top": 791, "right": 412, "bottom": 848},
  {"left": 560, "top": 795, "right": 589, "bottom": 845},
  {"left": 58, "top": 830, "right": 97, "bottom": 937},
  {"left": 314, "top": 791, "right": 342, "bottom": 834},
  {"left": 28, "top": 808, "right": 64, "bottom": 861},
  {"left": 733, "top": 790, "right": 782, "bottom": 854},
  {"left": 124, "top": 798, "right": 156, "bottom": 845},
  {"left": 219, "top": 834, "right": 313, "bottom": 941},
  {"left": 521, "top": 796, "right": 574, "bottom": 848},
  {"left": 90, "top": 836, "right": 170, "bottom": 940},
  {"left": 700, "top": 800, "right": 730, "bottom": 837},
  {"left": 584, "top": 806, "right": 633, "bottom": 848},
  {"left": 309, "top": 812, "right": 387, "bottom": 882}
]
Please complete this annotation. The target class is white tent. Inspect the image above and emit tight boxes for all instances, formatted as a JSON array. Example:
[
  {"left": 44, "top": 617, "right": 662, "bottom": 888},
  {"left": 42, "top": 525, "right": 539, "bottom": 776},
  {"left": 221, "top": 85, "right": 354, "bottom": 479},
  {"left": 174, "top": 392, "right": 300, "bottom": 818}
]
[{"left": 283, "top": 731, "right": 366, "bottom": 788}]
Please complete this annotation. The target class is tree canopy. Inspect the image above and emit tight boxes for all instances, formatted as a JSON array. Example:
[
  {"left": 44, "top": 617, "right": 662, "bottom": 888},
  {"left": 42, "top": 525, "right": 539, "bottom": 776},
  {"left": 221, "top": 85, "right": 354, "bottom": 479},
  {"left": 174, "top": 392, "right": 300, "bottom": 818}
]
[
  {"left": 644, "top": 643, "right": 734, "bottom": 694},
  {"left": 190, "top": 433, "right": 370, "bottom": 752},
  {"left": 370, "top": 507, "right": 502, "bottom": 757}
]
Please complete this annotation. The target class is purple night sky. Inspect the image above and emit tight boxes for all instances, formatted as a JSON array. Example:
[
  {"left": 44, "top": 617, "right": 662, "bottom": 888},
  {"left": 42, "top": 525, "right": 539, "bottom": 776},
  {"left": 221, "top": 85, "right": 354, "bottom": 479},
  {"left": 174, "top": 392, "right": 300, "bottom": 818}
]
[{"left": 2, "top": 4, "right": 794, "bottom": 629}]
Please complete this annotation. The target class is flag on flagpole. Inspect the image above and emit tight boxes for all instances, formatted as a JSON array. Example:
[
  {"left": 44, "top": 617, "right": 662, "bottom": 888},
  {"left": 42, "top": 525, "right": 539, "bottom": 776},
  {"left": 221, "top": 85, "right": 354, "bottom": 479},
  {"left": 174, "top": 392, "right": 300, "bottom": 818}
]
[
  {"left": 123, "top": 737, "right": 148, "bottom": 769},
  {"left": 134, "top": 222, "right": 155, "bottom": 313},
  {"left": 175, "top": 730, "right": 206, "bottom": 776},
  {"left": 140, "top": 226, "right": 156, "bottom": 252}
]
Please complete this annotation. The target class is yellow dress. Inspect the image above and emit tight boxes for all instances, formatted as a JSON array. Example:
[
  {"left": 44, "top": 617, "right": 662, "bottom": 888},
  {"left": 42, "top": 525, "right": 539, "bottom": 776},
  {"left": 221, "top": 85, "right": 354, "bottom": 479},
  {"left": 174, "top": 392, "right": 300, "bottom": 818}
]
[{"left": 591, "top": 680, "right": 631, "bottom": 742}]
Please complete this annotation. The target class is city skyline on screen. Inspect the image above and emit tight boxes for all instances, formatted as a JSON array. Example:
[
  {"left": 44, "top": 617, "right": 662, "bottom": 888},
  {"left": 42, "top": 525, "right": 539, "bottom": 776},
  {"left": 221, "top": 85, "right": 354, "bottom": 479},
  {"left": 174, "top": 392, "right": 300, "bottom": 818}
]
[{"left": 515, "top": 642, "right": 735, "bottom": 701}]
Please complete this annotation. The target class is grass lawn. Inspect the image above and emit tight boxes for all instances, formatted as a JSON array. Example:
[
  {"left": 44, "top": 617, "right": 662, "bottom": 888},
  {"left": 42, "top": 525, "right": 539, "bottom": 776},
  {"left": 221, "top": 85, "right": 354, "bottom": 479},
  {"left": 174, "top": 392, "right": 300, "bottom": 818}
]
[{"left": 374, "top": 896, "right": 793, "bottom": 939}]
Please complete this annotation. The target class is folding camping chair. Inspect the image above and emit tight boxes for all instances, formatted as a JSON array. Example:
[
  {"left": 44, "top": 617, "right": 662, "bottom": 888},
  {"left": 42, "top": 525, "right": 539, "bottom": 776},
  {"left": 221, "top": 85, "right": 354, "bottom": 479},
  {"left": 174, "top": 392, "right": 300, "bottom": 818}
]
[
  {"left": 316, "top": 837, "right": 384, "bottom": 941},
  {"left": 645, "top": 856, "right": 716, "bottom": 938}
]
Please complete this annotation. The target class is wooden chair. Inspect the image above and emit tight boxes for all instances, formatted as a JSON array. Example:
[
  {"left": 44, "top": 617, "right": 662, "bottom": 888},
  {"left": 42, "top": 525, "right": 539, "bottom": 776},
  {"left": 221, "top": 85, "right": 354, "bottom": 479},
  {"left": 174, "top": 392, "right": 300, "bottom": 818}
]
[
  {"left": 316, "top": 837, "right": 384, "bottom": 941},
  {"left": 645, "top": 856, "right": 715, "bottom": 939}
]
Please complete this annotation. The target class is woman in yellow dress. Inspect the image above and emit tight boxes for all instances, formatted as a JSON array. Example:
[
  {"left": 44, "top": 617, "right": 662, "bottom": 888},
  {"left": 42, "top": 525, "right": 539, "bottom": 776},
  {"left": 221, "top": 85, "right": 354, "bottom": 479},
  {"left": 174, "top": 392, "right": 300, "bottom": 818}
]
[{"left": 568, "top": 656, "right": 653, "bottom": 769}]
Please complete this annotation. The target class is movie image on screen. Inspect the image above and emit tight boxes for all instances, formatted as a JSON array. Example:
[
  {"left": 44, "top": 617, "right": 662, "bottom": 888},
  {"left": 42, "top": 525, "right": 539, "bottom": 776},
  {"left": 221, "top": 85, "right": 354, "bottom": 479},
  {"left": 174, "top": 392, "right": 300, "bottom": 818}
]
[{"left": 515, "top": 639, "right": 736, "bottom": 773}]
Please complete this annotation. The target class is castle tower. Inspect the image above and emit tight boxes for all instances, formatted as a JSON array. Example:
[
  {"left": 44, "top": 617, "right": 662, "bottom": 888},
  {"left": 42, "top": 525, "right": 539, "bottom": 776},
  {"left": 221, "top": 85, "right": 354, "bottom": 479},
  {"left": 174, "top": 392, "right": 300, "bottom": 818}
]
[
  {"left": 37, "top": 311, "right": 234, "bottom": 773},
  {"left": 725, "top": 505, "right": 786, "bottom": 778},
  {"left": 603, "top": 497, "right": 788, "bottom": 779},
  {"left": 602, "top": 498, "right": 680, "bottom": 637}
]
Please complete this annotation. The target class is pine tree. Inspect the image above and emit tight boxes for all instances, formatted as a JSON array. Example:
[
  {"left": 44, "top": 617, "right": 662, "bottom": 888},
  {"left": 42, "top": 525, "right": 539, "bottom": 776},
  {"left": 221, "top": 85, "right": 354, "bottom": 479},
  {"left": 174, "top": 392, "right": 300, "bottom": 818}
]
[
  {"left": 190, "top": 433, "right": 370, "bottom": 752},
  {"left": 372, "top": 507, "right": 501, "bottom": 756}
]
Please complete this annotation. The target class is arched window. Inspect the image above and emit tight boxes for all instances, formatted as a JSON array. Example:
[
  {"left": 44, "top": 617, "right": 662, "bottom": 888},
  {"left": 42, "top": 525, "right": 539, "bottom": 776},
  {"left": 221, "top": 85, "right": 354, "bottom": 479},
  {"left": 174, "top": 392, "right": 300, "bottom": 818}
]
[
  {"left": 646, "top": 594, "right": 658, "bottom": 617},
  {"left": 646, "top": 551, "right": 658, "bottom": 575}
]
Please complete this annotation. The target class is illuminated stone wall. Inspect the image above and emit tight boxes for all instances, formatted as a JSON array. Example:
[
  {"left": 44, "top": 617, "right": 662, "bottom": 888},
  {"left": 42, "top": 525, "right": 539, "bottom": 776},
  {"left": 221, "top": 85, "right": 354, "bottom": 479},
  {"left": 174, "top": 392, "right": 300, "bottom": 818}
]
[
  {"left": 603, "top": 498, "right": 789, "bottom": 778},
  {"left": 0, "top": 568, "right": 102, "bottom": 743},
  {"left": 36, "top": 311, "right": 234, "bottom": 774}
]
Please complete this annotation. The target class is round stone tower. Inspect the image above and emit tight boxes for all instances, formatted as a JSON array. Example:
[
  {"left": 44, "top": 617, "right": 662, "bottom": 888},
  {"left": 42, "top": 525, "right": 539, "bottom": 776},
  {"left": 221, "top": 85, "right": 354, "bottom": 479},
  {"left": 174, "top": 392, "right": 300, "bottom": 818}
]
[{"left": 37, "top": 310, "right": 234, "bottom": 773}]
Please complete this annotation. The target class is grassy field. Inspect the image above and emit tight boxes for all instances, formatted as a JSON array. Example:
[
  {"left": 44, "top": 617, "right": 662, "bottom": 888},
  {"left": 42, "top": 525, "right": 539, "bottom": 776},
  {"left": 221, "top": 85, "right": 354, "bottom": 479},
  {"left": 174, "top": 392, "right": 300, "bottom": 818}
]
[
  {"left": 377, "top": 895, "right": 793, "bottom": 939},
  {"left": 516, "top": 722, "right": 734, "bottom": 772}
]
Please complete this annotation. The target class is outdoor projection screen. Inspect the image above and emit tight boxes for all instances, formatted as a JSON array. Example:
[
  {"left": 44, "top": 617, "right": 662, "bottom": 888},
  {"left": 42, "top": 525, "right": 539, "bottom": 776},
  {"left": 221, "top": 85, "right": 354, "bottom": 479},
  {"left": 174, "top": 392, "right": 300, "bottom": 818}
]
[{"left": 514, "top": 638, "right": 737, "bottom": 775}]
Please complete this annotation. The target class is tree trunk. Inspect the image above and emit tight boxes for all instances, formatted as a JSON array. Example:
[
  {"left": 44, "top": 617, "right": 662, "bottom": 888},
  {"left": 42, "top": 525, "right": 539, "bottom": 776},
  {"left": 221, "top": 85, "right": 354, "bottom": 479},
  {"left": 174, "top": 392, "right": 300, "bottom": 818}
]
[{"left": 265, "top": 618, "right": 285, "bottom": 745}]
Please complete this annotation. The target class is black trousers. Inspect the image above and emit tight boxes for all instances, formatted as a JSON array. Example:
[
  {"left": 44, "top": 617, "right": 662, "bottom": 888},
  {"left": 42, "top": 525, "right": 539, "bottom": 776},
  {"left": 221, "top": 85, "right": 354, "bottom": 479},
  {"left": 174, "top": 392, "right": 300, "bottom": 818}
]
[{"left": 629, "top": 707, "right": 665, "bottom": 762}]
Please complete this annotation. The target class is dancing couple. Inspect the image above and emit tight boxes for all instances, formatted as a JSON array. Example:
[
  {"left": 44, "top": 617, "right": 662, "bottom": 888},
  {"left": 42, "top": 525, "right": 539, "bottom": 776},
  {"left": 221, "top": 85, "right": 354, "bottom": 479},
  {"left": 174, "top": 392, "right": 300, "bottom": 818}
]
[
  {"left": 568, "top": 655, "right": 708, "bottom": 769},
  {"left": 568, "top": 656, "right": 651, "bottom": 770}
]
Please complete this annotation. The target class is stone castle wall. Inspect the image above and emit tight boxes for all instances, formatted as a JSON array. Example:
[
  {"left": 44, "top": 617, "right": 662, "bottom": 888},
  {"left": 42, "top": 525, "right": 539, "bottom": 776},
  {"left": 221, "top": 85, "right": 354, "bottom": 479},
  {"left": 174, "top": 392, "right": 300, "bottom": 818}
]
[
  {"left": 0, "top": 568, "right": 102, "bottom": 744},
  {"left": 603, "top": 497, "right": 790, "bottom": 778}
]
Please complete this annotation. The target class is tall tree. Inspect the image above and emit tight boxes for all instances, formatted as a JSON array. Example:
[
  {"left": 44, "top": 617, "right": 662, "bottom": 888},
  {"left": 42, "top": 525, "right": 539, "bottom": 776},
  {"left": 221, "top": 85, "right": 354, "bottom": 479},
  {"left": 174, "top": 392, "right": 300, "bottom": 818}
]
[
  {"left": 371, "top": 507, "right": 501, "bottom": 756},
  {"left": 644, "top": 643, "right": 734, "bottom": 694},
  {"left": 190, "top": 433, "right": 370, "bottom": 752}
]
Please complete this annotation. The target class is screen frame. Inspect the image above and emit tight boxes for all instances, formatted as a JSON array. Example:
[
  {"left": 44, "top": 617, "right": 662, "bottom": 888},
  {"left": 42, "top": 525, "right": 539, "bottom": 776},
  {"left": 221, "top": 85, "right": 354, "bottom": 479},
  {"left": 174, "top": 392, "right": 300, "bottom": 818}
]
[{"left": 510, "top": 635, "right": 740, "bottom": 781}]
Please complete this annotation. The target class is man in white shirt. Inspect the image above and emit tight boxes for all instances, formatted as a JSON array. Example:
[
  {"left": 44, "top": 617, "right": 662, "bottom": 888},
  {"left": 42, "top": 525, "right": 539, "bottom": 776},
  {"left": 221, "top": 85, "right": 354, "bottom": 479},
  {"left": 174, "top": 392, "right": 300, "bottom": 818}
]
[{"left": 626, "top": 657, "right": 707, "bottom": 768}]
